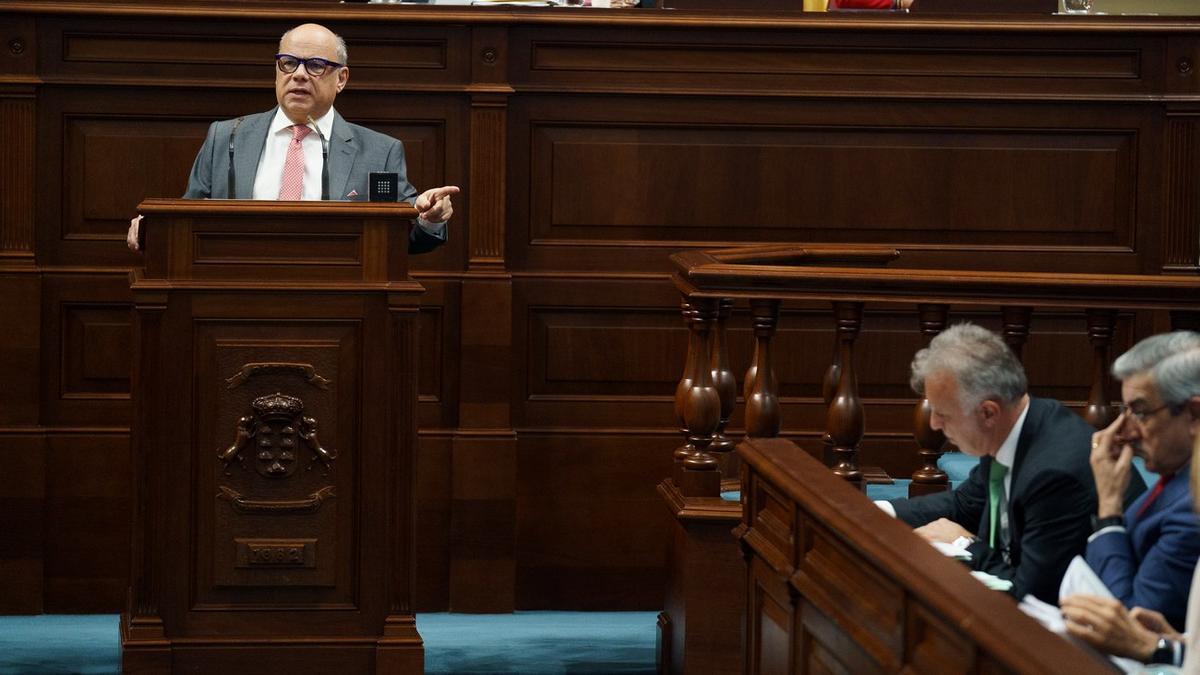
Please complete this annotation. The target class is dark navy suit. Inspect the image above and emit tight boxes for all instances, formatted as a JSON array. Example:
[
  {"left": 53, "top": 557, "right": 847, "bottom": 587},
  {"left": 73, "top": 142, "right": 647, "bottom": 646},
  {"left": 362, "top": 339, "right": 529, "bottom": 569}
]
[{"left": 1086, "top": 461, "right": 1200, "bottom": 630}]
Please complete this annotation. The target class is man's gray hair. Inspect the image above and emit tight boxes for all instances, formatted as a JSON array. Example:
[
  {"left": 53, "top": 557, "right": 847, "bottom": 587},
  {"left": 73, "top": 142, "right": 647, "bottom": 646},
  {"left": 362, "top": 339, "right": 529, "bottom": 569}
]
[
  {"left": 279, "top": 26, "right": 349, "bottom": 65},
  {"left": 910, "top": 322, "right": 1027, "bottom": 409},
  {"left": 1112, "top": 331, "right": 1200, "bottom": 382},
  {"left": 1149, "top": 347, "right": 1200, "bottom": 409}
]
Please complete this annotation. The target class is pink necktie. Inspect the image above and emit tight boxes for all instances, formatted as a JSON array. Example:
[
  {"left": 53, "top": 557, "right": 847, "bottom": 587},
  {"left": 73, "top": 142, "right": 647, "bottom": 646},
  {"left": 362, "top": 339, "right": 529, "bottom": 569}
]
[{"left": 277, "top": 124, "right": 312, "bottom": 200}]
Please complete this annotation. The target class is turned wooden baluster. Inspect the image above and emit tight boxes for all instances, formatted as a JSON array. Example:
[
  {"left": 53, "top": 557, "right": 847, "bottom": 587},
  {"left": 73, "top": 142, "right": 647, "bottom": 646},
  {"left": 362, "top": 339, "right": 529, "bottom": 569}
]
[
  {"left": 744, "top": 299, "right": 781, "bottom": 439},
  {"left": 827, "top": 301, "right": 864, "bottom": 490},
  {"left": 1001, "top": 306, "right": 1033, "bottom": 361},
  {"left": 910, "top": 304, "right": 949, "bottom": 497},
  {"left": 1085, "top": 309, "right": 1119, "bottom": 430},
  {"left": 677, "top": 298, "right": 722, "bottom": 497},
  {"left": 673, "top": 302, "right": 699, "bottom": 485},
  {"left": 820, "top": 330, "right": 841, "bottom": 466},
  {"left": 709, "top": 299, "right": 738, "bottom": 479}
]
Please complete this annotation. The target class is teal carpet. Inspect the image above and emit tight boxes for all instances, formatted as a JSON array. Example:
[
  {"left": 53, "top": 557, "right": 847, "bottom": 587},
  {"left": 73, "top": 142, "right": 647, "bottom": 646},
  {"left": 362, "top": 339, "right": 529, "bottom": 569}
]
[{"left": 0, "top": 611, "right": 658, "bottom": 674}]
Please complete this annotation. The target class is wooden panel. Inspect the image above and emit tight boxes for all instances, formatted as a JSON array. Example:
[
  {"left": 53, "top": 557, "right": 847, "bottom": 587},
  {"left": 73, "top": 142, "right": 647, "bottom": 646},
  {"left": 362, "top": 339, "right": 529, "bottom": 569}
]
[
  {"left": 414, "top": 279, "right": 460, "bottom": 431},
  {"left": 905, "top": 604, "right": 975, "bottom": 674},
  {"left": 737, "top": 437, "right": 1113, "bottom": 674},
  {"left": 193, "top": 319, "right": 359, "bottom": 608},
  {"left": 511, "top": 95, "right": 1152, "bottom": 273},
  {"left": 793, "top": 522, "right": 904, "bottom": 670},
  {"left": 532, "top": 123, "right": 1134, "bottom": 242},
  {"left": 0, "top": 274, "right": 41, "bottom": 424},
  {"left": 65, "top": 117, "right": 205, "bottom": 240},
  {"left": 41, "top": 273, "right": 132, "bottom": 426},
  {"left": 515, "top": 433, "right": 674, "bottom": 609},
  {"left": 515, "top": 277, "right": 682, "bottom": 428},
  {"left": 512, "top": 26, "right": 1164, "bottom": 98},
  {"left": 414, "top": 432, "right": 452, "bottom": 611},
  {"left": 39, "top": 17, "right": 471, "bottom": 87},
  {"left": 42, "top": 430, "right": 129, "bottom": 612},
  {"left": 0, "top": 432, "right": 46, "bottom": 613}
]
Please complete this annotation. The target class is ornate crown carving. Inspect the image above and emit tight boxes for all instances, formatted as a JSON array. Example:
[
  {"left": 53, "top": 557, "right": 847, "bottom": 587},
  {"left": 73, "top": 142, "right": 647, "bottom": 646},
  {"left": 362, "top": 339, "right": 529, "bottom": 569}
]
[{"left": 251, "top": 392, "right": 303, "bottom": 421}]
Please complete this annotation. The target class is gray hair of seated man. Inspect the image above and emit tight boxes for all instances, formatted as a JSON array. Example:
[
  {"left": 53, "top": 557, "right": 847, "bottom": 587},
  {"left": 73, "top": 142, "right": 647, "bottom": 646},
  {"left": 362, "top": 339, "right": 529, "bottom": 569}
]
[
  {"left": 1149, "top": 346, "right": 1200, "bottom": 411},
  {"left": 909, "top": 322, "right": 1027, "bottom": 411},
  {"left": 1111, "top": 330, "right": 1200, "bottom": 386}
]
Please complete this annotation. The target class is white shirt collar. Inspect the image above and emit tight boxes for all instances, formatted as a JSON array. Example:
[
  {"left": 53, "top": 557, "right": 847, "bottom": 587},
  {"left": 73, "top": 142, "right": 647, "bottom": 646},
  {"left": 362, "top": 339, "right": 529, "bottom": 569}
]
[
  {"left": 994, "top": 398, "right": 1029, "bottom": 470},
  {"left": 269, "top": 106, "right": 335, "bottom": 141}
]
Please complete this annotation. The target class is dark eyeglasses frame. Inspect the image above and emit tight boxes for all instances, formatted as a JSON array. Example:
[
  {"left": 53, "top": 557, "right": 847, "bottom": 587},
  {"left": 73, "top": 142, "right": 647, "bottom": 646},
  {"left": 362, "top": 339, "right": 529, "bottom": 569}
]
[
  {"left": 275, "top": 53, "right": 343, "bottom": 77},
  {"left": 1117, "top": 401, "right": 1177, "bottom": 423}
]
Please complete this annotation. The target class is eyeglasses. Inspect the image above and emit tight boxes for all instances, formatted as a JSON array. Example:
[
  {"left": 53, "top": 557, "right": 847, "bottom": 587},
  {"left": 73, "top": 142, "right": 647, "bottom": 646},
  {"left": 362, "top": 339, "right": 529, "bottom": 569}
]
[
  {"left": 1117, "top": 402, "right": 1174, "bottom": 423},
  {"left": 275, "top": 53, "right": 343, "bottom": 77}
]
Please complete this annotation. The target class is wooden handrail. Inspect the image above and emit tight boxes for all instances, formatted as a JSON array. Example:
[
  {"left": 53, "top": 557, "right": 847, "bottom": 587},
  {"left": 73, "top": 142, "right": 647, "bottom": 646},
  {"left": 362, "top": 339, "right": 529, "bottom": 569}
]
[{"left": 668, "top": 243, "right": 1200, "bottom": 498}]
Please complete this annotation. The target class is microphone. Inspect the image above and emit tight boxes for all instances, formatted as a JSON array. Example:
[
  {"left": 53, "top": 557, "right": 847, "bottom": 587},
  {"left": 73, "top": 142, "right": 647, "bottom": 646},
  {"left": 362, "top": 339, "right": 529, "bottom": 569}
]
[
  {"left": 227, "top": 116, "right": 244, "bottom": 199},
  {"left": 306, "top": 116, "right": 330, "bottom": 201}
]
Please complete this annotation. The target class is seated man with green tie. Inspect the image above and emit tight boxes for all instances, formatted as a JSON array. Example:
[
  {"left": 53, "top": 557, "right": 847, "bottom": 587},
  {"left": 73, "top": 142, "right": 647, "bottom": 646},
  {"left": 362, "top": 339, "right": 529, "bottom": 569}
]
[{"left": 875, "top": 323, "right": 1146, "bottom": 603}]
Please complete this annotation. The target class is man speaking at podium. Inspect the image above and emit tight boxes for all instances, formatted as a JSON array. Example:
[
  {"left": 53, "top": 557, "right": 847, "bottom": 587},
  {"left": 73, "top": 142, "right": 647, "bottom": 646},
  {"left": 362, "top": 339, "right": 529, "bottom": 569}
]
[{"left": 128, "top": 22, "right": 458, "bottom": 254}]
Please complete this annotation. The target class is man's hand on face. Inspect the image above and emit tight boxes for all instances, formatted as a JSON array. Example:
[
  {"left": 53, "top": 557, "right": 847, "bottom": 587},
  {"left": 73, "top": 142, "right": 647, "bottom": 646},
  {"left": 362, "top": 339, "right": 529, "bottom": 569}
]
[
  {"left": 913, "top": 517, "right": 973, "bottom": 544},
  {"left": 1090, "top": 412, "right": 1133, "bottom": 518}
]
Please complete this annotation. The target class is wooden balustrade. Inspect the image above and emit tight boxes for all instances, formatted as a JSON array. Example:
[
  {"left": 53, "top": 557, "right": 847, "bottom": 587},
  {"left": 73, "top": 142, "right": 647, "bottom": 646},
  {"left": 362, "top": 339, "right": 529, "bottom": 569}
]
[{"left": 669, "top": 244, "right": 1200, "bottom": 498}]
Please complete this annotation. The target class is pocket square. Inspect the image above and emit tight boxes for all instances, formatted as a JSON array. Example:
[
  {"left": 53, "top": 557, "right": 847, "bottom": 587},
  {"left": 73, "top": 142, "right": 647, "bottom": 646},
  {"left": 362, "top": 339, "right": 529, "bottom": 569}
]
[{"left": 346, "top": 189, "right": 359, "bottom": 198}]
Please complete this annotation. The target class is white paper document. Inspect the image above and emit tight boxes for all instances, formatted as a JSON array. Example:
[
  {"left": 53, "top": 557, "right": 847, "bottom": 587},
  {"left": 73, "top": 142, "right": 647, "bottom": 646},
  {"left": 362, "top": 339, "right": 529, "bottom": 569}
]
[
  {"left": 1013, "top": 556, "right": 1141, "bottom": 673},
  {"left": 931, "top": 535, "right": 973, "bottom": 561}
]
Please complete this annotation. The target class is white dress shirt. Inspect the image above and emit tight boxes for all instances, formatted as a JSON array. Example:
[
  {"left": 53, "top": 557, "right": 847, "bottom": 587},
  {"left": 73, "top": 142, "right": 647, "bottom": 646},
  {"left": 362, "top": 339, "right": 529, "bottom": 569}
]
[{"left": 253, "top": 107, "right": 334, "bottom": 201}]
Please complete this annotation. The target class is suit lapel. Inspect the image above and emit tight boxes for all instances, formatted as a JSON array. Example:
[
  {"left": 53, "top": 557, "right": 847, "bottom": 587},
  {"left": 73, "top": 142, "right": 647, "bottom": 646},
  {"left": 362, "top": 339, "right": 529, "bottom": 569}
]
[
  {"left": 328, "top": 112, "right": 358, "bottom": 201},
  {"left": 234, "top": 110, "right": 271, "bottom": 199}
]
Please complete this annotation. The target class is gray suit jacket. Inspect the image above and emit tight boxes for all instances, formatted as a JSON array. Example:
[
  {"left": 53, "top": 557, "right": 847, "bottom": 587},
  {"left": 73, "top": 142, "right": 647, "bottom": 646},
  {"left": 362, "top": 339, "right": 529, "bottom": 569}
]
[{"left": 182, "top": 108, "right": 444, "bottom": 254}]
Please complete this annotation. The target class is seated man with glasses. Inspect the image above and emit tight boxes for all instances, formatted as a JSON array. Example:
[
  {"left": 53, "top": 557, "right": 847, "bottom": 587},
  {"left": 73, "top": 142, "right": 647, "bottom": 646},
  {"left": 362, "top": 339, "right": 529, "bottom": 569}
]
[
  {"left": 128, "top": 22, "right": 457, "bottom": 254},
  {"left": 1061, "top": 334, "right": 1200, "bottom": 667}
]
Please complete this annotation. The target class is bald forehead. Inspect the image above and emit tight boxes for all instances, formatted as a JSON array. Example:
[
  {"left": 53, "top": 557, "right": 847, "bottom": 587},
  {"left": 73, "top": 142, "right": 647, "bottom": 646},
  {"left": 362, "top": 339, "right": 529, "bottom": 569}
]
[{"left": 280, "top": 24, "right": 339, "bottom": 60}]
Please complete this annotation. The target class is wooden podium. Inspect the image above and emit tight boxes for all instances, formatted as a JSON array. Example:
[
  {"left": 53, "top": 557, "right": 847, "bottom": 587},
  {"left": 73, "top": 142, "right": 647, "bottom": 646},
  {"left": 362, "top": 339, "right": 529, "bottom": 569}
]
[{"left": 121, "top": 199, "right": 425, "bottom": 674}]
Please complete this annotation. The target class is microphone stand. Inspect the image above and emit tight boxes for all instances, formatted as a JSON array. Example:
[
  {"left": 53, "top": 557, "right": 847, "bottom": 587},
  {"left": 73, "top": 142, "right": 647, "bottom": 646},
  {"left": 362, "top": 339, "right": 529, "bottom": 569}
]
[
  {"left": 227, "top": 116, "right": 244, "bottom": 199},
  {"left": 307, "top": 116, "right": 330, "bottom": 201}
]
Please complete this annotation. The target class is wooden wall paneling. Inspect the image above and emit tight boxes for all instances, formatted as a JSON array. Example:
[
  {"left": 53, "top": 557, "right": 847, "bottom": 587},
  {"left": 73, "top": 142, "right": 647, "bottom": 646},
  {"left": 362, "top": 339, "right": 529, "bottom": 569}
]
[
  {"left": 341, "top": 93, "right": 470, "bottom": 273},
  {"left": 443, "top": 23, "right": 516, "bottom": 613},
  {"left": 1164, "top": 107, "right": 1200, "bottom": 273},
  {"left": 35, "top": 86, "right": 260, "bottom": 267},
  {"left": 514, "top": 277, "right": 684, "bottom": 429},
  {"left": 0, "top": 431, "right": 45, "bottom": 614},
  {"left": 414, "top": 278, "right": 460, "bottom": 431},
  {"left": 448, "top": 271, "right": 516, "bottom": 612},
  {"left": 39, "top": 273, "right": 132, "bottom": 427},
  {"left": 509, "top": 25, "right": 1163, "bottom": 99},
  {"left": 42, "top": 429, "right": 129, "bottom": 612},
  {"left": 510, "top": 93, "right": 1153, "bottom": 274},
  {"left": 414, "top": 431, "right": 452, "bottom": 611},
  {"left": 0, "top": 273, "right": 41, "bottom": 425},
  {"left": 516, "top": 432, "right": 675, "bottom": 609}
]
